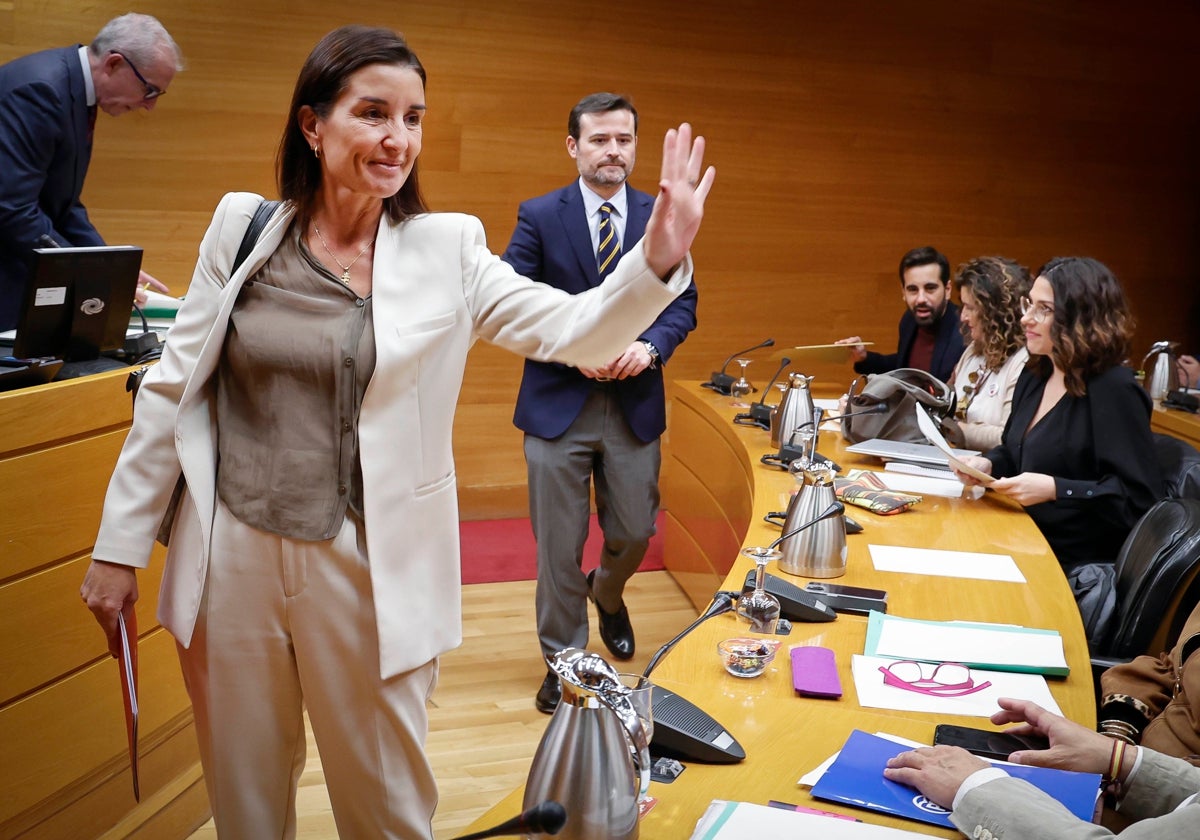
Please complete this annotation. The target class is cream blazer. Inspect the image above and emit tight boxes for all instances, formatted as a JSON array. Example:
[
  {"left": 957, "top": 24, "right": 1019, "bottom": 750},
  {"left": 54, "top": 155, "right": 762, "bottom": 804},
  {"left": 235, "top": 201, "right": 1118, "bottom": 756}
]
[{"left": 92, "top": 192, "right": 693, "bottom": 678}]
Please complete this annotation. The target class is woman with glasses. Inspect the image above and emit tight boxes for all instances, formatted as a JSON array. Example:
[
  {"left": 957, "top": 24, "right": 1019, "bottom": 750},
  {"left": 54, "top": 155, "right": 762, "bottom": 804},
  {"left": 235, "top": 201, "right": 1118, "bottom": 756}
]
[
  {"left": 948, "top": 256, "right": 1031, "bottom": 450},
  {"left": 954, "top": 257, "right": 1160, "bottom": 642},
  {"left": 79, "top": 25, "right": 714, "bottom": 839}
]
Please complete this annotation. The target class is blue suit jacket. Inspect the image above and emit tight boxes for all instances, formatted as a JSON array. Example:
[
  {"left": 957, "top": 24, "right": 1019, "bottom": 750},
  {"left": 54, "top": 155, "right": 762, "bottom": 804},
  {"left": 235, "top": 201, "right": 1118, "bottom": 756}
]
[
  {"left": 853, "top": 301, "right": 965, "bottom": 384},
  {"left": 0, "top": 46, "right": 104, "bottom": 330},
  {"left": 502, "top": 182, "right": 698, "bottom": 442}
]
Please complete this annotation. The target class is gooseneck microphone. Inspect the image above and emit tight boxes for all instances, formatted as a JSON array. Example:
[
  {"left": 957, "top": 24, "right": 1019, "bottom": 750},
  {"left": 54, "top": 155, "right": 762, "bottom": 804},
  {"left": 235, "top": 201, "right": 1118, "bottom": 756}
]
[
  {"left": 702, "top": 338, "right": 775, "bottom": 395},
  {"left": 449, "top": 801, "right": 567, "bottom": 840},
  {"left": 736, "top": 356, "right": 791, "bottom": 429},
  {"left": 767, "top": 501, "right": 845, "bottom": 551},
  {"left": 762, "top": 404, "right": 890, "bottom": 470},
  {"left": 642, "top": 592, "right": 736, "bottom": 678}
]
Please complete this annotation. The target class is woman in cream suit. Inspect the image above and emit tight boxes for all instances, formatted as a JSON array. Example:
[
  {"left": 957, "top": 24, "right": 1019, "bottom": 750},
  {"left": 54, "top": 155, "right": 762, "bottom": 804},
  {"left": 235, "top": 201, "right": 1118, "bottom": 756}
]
[
  {"left": 886, "top": 698, "right": 1200, "bottom": 838},
  {"left": 80, "top": 25, "right": 715, "bottom": 839}
]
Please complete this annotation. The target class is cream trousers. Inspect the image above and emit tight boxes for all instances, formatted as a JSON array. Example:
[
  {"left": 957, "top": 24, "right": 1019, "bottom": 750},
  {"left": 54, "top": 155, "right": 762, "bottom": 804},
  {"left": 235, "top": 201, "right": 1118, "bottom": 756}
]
[{"left": 177, "top": 499, "right": 439, "bottom": 839}]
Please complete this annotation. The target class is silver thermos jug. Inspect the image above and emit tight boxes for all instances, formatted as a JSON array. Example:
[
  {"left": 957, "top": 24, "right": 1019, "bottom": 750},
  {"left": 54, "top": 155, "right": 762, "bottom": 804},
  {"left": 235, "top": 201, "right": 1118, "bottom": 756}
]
[
  {"left": 1141, "top": 340, "right": 1180, "bottom": 401},
  {"left": 771, "top": 372, "right": 815, "bottom": 448},
  {"left": 523, "top": 649, "right": 651, "bottom": 840},
  {"left": 778, "top": 462, "right": 848, "bottom": 578}
]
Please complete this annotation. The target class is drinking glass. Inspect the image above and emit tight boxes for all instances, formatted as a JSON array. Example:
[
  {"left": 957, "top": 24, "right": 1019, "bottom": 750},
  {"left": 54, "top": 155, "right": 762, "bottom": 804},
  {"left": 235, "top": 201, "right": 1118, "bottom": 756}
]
[
  {"left": 736, "top": 546, "right": 781, "bottom": 633},
  {"left": 730, "top": 358, "right": 753, "bottom": 406},
  {"left": 617, "top": 672, "right": 654, "bottom": 741}
]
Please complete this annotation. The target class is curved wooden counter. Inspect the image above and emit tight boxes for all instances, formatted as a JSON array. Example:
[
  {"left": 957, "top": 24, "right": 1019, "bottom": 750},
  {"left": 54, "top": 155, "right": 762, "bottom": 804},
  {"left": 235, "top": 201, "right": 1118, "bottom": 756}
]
[
  {"left": 466, "top": 381, "right": 1096, "bottom": 838},
  {"left": 0, "top": 370, "right": 209, "bottom": 839}
]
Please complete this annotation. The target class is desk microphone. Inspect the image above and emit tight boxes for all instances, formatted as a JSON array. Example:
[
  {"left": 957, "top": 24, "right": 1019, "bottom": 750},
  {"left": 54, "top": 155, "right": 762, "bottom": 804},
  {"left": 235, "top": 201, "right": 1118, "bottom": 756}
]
[
  {"left": 635, "top": 592, "right": 748, "bottom": 763},
  {"left": 767, "top": 501, "right": 845, "bottom": 552},
  {"left": 642, "top": 592, "right": 736, "bottom": 678},
  {"left": 702, "top": 338, "right": 774, "bottom": 395},
  {"left": 761, "top": 404, "right": 888, "bottom": 470},
  {"left": 735, "top": 356, "right": 791, "bottom": 429},
  {"left": 449, "top": 801, "right": 566, "bottom": 839}
]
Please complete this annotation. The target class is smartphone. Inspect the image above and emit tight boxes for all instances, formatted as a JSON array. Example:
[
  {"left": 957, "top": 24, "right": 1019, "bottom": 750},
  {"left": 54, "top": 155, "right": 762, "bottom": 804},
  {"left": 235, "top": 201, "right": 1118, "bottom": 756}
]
[
  {"left": 803, "top": 582, "right": 888, "bottom": 615},
  {"left": 933, "top": 724, "right": 1050, "bottom": 762}
]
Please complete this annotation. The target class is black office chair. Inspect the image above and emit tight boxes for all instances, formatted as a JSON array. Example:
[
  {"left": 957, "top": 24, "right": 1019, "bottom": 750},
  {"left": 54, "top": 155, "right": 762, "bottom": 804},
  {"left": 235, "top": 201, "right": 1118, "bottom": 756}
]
[
  {"left": 1090, "top": 498, "right": 1200, "bottom": 681},
  {"left": 1154, "top": 432, "right": 1200, "bottom": 500}
]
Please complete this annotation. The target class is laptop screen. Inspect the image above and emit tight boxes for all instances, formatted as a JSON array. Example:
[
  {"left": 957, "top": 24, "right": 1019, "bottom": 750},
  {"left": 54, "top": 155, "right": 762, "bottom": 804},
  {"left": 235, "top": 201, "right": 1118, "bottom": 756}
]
[{"left": 12, "top": 245, "right": 143, "bottom": 361}]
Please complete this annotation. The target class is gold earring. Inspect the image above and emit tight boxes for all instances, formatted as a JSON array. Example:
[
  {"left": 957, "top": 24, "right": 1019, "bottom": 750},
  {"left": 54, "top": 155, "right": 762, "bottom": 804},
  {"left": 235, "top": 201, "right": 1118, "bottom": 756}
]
[{"left": 312, "top": 145, "right": 320, "bottom": 159}]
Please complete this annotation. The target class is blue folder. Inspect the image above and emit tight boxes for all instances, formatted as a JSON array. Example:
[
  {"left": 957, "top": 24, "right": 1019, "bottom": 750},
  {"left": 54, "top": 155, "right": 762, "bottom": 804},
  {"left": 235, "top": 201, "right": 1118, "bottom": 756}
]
[{"left": 810, "top": 730, "right": 1101, "bottom": 828}]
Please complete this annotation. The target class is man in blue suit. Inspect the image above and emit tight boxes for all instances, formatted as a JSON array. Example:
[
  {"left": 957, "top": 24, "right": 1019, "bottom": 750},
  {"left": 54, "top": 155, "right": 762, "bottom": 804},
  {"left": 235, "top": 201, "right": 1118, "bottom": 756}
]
[
  {"left": 502, "top": 93, "right": 698, "bottom": 713},
  {"left": 0, "top": 13, "right": 181, "bottom": 331}
]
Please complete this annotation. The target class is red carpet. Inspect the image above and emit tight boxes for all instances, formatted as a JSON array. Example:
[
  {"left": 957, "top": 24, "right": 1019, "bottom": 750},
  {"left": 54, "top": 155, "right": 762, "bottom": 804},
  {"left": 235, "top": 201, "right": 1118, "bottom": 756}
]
[{"left": 458, "top": 513, "right": 666, "bottom": 585}]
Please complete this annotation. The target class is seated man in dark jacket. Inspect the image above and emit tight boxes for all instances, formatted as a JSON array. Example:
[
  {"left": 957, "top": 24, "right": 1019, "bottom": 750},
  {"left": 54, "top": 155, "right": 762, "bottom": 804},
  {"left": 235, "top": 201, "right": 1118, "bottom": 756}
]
[{"left": 837, "top": 245, "right": 966, "bottom": 383}]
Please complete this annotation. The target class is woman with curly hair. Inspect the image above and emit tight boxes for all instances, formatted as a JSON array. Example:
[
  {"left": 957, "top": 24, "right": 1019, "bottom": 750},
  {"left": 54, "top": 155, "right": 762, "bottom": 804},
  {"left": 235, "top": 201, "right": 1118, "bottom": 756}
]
[
  {"left": 949, "top": 257, "right": 1031, "bottom": 450},
  {"left": 955, "top": 258, "right": 1161, "bottom": 641}
]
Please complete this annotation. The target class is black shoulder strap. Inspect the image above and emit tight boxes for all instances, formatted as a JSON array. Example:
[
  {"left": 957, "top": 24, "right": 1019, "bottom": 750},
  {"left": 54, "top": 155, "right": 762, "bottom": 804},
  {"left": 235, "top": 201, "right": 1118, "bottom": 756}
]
[{"left": 232, "top": 199, "right": 281, "bottom": 276}]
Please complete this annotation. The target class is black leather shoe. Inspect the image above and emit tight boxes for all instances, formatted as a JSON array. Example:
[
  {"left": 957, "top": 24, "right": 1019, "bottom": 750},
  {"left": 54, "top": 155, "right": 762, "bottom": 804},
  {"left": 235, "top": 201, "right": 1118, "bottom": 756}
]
[
  {"left": 588, "top": 570, "right": 635, "bottom": 660},
  {"left": 535, "top": 670, "right": 561, "bottom": 714}
]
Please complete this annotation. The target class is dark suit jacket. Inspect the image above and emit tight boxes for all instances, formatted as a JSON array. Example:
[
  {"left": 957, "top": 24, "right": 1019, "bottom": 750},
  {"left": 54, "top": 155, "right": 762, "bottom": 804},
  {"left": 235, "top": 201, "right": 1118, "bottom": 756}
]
[
  {"left": 853, "top": 301, "right": 965, "bottom": 384},
  {"left": 0, "top": 45, "right": 104, "bottom": 330},
  {"left": 502, "top": 182, "right": 698, "bottom": 442}
]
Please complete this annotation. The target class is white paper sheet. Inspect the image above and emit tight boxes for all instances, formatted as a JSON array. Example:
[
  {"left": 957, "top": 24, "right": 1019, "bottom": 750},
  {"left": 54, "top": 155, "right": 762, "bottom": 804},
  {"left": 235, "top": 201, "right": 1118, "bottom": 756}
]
[
  {"left": 690, "top": 799, "right": 930, "bottom": 839},
  {"left": 870, "top": 470, "right": 966, "bottom": 499},
  {"left": 869, "top": 544, "right": 1026, "bottom": 583},
  {"left": 914, "top": 405, "right": 995, "bottom": 484},
  {"left": 851, "top": 654, "right": 1062, "bottom": 718}
]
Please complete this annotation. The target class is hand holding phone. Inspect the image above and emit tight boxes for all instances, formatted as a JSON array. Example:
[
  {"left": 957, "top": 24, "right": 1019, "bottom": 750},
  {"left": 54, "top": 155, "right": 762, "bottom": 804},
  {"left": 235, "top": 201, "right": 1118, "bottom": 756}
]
[{"left": 933, "top": 724, "right": 1050, "bottom": 762}]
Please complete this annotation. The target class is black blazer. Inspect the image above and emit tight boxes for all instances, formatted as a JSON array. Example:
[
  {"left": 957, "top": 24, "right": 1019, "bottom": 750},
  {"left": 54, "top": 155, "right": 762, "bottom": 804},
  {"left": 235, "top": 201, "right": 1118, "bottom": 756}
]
[
  {"left": 854, "top": 302, "right": 965, "bottom": 384},
  {"left": 0, "top": 45, "right": 105, "bottom": 330},
  {"left": 502, "top": 182, "right": 698, "bottom": 442}
]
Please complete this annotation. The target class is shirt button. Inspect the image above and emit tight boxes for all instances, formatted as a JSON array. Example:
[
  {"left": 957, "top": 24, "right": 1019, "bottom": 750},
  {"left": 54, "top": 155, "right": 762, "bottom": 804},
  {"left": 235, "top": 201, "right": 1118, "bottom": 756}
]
[
  {"left": 342, "top": 421, "right": 352, "bottom": 433},
  {"left": 1066, "top": 489, "right": 1073, "bottom": 496},
  {"left": 344, "top": 357, "right": 354, "bottom": 367},
  {"left": 356, "top": 298, "right": 365, "bottom": 307},
  {"left": 1086, "top": 490, "right": 1093, "bottom": 496},
  {"left": 337, "top": 484, "right": 347, "bottom": 496}
]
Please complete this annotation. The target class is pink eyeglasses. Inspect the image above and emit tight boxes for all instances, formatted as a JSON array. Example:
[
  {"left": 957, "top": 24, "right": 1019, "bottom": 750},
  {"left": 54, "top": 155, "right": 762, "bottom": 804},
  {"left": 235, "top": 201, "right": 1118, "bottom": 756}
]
[{"left": 878, "top": 660, "right": 992, "bottom": 697}]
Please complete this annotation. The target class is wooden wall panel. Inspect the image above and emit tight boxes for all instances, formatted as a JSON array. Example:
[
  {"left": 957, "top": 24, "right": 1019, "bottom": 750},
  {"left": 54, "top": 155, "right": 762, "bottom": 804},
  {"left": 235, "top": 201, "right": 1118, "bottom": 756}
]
[{"left": 3, "top": 0, "right": 1197, "bottom": 517}]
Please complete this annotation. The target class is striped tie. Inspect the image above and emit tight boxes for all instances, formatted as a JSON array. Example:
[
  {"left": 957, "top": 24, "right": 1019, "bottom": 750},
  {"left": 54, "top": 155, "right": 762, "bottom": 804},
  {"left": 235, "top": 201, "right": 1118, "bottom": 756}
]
[{"left": 596, "top": 202, "right": 621, "bottom": 278}]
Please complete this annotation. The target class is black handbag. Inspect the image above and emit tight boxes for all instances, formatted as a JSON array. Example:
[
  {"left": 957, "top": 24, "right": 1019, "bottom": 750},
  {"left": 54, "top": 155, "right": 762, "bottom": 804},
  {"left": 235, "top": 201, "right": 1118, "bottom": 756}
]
[{"left": 841, "top": 367, "right": 964, "bottom": 446}]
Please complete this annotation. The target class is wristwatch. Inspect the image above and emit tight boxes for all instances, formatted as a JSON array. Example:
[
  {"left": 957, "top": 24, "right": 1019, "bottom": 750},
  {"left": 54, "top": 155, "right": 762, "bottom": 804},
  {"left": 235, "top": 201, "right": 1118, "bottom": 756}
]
[{"left": 641, "top": 340, "right": 660, "bottom": 368}]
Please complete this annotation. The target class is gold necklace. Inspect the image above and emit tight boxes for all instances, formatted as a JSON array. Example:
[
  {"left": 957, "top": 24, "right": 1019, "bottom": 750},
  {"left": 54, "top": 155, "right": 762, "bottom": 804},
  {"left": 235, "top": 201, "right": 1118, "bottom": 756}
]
[{"left": 311, "top": 223, "right": 375, "bottom": 284}]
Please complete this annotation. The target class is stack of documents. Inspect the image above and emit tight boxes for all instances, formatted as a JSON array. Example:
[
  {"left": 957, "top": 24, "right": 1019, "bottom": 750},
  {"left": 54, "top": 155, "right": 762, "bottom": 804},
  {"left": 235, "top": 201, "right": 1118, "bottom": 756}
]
[{"left": 864, "top": 611, "right": 1069, "bottom": 676}]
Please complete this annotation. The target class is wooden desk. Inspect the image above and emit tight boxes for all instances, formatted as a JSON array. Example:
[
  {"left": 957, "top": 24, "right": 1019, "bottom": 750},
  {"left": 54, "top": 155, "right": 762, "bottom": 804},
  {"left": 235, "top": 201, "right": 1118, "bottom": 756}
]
[
  {"left": 464, "top": 382, "right": 1095, "bottom": 839},
  {"left": 1152, "top": 401, "right": 1200, "bottom": 450},
  {"left": 0, "top": 370, "right": 209, "bottom": 839}
]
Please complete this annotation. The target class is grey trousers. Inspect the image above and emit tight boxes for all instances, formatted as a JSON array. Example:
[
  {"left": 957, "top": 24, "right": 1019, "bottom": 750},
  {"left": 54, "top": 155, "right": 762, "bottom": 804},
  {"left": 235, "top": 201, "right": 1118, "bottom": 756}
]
[{"left": 525, "top": 386, "right": 662, "bottom": 660}]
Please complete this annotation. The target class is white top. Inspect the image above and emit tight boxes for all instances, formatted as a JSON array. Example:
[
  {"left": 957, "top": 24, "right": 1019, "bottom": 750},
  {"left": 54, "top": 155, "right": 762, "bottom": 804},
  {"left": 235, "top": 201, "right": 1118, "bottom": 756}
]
[{"left": 951, "top": 345, "right": 1030, "bottom": 451}]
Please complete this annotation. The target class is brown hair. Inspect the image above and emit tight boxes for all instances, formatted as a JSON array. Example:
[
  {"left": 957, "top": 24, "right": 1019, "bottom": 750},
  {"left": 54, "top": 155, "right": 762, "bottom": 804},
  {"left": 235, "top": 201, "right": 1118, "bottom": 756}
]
[
  {"left": 276, "top": 25, "right": 428, "bottom": 224},
  {"left": 1031, "top": 257, "right": 1134, "bottom": 397},
  {"left": 954, "top": 256, "right": 1031, "bottom": 371}
]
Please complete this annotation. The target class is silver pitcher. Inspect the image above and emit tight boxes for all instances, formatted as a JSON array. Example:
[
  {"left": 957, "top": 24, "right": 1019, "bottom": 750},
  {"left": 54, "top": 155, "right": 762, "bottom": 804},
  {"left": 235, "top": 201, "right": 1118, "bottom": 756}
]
[
  {"left": 771, "top": 372, "right": 816, "bottom": 448},
  {"left": 778, "top": 462, "right": 848, "bottom": 578},
  {"left": 1142, "top": 340, "right": 1181, "bottom": 401},
  {"left": 523, "top": 649, "right": 650, "bottom": 840}
]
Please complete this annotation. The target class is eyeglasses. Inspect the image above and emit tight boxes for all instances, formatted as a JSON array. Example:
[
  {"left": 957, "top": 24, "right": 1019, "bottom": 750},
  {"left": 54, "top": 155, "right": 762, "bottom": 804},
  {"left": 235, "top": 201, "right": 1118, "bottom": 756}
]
[
  {"left": 112, "top": 51, "right": 166, "bottom": 101},
  {"left": 878, "top": 660, "right": 992, "bottom": 697},
  {"left": 1019, "top": 296, "right": 1055, "bottom": 324}
]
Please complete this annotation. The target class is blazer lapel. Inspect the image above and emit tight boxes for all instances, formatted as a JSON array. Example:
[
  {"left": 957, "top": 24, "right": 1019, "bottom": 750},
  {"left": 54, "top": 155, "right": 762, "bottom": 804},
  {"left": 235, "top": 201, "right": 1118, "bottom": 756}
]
[{"left": 556, "top": 186, "right": 601, "bottom": 287}]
